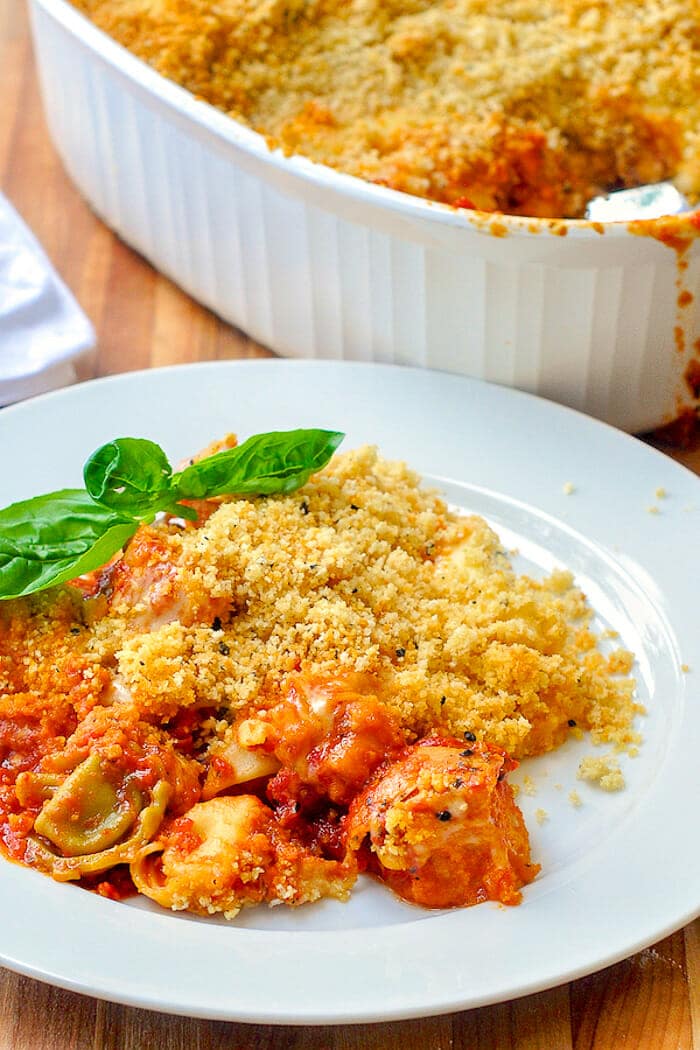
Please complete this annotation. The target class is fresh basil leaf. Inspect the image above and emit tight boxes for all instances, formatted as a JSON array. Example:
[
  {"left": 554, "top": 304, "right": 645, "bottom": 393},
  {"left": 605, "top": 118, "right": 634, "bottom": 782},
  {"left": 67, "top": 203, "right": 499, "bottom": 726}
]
[
  {"left": 0, "top": 490, "right": 138, "bottom": 600},
  {"left": 84, "top": 438, "right": 173, "bottom": 518},
  {"left": 172, "top": 429, "right": 344, "bottom": 500},
  {"left": 0, "top": 428, "right": 345, "bottom": 601}
]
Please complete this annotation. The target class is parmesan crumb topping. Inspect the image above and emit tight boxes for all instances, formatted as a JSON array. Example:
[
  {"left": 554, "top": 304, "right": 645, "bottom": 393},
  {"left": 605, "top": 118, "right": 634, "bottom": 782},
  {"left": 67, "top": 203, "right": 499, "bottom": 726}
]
[
  {"left": 72, "top": 0, "right": 700, "bottom": 218},
  {"left": 2, "top": 446, "right": 641, "bottom": 769},
  {"left": 577, "top": 754, "right": 625, "bottom": 791}
]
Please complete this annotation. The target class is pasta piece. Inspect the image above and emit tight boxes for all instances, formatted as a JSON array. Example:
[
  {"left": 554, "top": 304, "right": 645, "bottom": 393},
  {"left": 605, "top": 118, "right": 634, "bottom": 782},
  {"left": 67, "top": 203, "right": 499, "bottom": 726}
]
[
  {"left": 131, "top": 796, "right": 356, "bottom": 917},
  {"left": 233, "top": 672, "right": 407, "bottom": 805},
  {"left": 202, "top": 733, "right": 281, "bottom": 799},
  {"left": 25, "top": 780, "right": 171, "bottom": 881},
  {"left": 33, "top": 753, "right": 143, "bottom": 857},
  {"left": 42, "top": 704, "right": 203, "bottom": 817},
  {"left": 18, "top": 707, "right": 204, "bottom": 882}
]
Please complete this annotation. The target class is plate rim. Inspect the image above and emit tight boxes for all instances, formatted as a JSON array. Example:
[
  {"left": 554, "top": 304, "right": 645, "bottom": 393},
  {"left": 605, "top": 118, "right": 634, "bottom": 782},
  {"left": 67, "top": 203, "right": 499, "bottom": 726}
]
[{"left": 0, "top": 359, "right": 698, "bottom": 1024}]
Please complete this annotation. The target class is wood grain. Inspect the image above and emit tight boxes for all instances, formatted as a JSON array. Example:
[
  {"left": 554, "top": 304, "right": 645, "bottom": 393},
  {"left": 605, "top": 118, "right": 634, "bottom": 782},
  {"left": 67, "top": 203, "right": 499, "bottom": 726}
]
[{"left": 0, "top": 1, "right": 698, "bottom": 1047}]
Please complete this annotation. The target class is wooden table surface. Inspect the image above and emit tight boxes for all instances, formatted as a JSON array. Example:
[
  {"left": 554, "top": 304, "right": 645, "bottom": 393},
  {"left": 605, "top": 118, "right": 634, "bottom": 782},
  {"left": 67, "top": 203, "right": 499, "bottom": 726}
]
[{"left": 2, "top": 2, "right": 699, "bottom": 1047}]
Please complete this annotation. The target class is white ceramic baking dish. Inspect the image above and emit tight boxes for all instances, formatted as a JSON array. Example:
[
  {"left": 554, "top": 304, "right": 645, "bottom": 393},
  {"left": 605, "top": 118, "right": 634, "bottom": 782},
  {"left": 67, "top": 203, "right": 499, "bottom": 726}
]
[{"left": 28, "top": 0, "right": 700, "bottom": 433}]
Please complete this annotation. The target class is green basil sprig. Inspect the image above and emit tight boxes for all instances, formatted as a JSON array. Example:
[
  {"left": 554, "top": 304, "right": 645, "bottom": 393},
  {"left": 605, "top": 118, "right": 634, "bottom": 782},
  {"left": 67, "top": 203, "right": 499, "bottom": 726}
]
[
  {"left": 0, "top": 429, "right": 343, "bottom": 600},
  {"left": 0, "top": 491, "right": 137, "bottom": 601},
  {"left": 172, "top": 429, "right": 346, "bottom": 500},
  {"left": 84, "top": 437, "right": 175, "bottom": 518}
]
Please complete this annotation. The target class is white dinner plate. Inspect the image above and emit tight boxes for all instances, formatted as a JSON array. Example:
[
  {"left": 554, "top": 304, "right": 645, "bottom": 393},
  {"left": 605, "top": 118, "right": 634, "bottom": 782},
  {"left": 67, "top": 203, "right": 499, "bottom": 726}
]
[{"left": 0, "top": 361, "right": 698, "bottom": 1024}]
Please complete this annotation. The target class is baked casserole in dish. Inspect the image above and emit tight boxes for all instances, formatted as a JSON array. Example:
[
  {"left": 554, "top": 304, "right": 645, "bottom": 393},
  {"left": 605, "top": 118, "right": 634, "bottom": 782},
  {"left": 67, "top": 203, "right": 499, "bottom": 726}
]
[
  {"left": 72, "top": 0, "right": 700, "bottom": 220},
  {"left": 28, "top": 0, "right": 700, "bottom": 432}
]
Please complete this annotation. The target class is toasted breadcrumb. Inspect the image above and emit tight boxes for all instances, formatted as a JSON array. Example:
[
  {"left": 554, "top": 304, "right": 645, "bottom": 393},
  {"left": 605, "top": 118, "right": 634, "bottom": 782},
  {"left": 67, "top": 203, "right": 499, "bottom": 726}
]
[
  {"left": 577, "top": 754, "right": 625, "bottom": 791},
  {"left": 606, "top": 649, "right": 634, "bottom": 675},
  {"left": 2, "top": 447, "right": 640, "bottom": 764},
  {"left": 562, "top": 482, "right": 575, "bottom": 496},
  {"left": 72, "top": 0, "right": 700, "bottom": 218},
  {"left": 568, "top": 790, "right": 583, "bottom": 807},
  {"left": 535, "top": 808, "right": 548, "bottom": 825}
]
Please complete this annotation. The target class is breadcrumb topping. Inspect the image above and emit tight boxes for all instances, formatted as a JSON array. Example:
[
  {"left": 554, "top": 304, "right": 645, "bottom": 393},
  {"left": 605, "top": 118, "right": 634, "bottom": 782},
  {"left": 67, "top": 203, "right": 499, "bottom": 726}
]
[
  {"left": 73, "top": 0, "right": 700, "bottom": 217},
  {"left": 1, "top": 443, "right": 642, "bottom": 859},
  {"left": 577, "top": 753, "right": 625, "bottom": 791},
  {"left": 68, "top": 446, "right": 640, "bottom": 762}
]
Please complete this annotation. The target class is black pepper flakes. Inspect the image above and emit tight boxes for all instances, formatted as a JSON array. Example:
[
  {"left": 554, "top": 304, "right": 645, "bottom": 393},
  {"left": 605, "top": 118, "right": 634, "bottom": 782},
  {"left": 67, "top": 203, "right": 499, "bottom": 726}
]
[
  {"left": 350, "top": 504, "right": 359, "bottom": 510},
  {"left": 211, "top": 617, "right": 222, "bottom": 632},
  {"left": 463, "top": 731, "right": 477, "bottom": 742},
  {"left": 396, "top": 647, "right": 406, "bottom": 659},
  {"left": 218, "top": 641, "right": 231, "bottom": 656},
  {"left": 69, "top": 626, "right": 82, "bottom": 635},
  {"left": 460, "top": 749, "right": 474, "bottom": 757},
  {"left": 440, "top": 696, "right": 447, "bottom": 706},
  {"left": 436, "top": 810, "right": 452, "bottom": 822},
  {"left": 568, "top": 718, "right": 577, "bottom": 727},
  {"left": 300, "top": 501, "right": 309, "bottom": 515},
  {"left": 453, "top": 778, "right": 463, "bottom": 788}
]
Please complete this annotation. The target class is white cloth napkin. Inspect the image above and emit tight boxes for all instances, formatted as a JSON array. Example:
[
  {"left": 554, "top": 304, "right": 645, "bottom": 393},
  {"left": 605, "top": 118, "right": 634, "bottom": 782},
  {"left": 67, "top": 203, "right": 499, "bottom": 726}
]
[{"left": 0, "top": 193, "right": 95, "bottom": 406}]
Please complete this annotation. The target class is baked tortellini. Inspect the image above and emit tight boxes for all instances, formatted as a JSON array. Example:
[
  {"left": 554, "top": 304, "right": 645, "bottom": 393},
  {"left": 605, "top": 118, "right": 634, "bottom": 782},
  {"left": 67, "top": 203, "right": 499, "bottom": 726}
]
[
  {"left": 9, "top": 668, "right": 538, "bottom": 915},
  {"left": 131, "top": 795, "right": 355, "bottom": 917}
]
